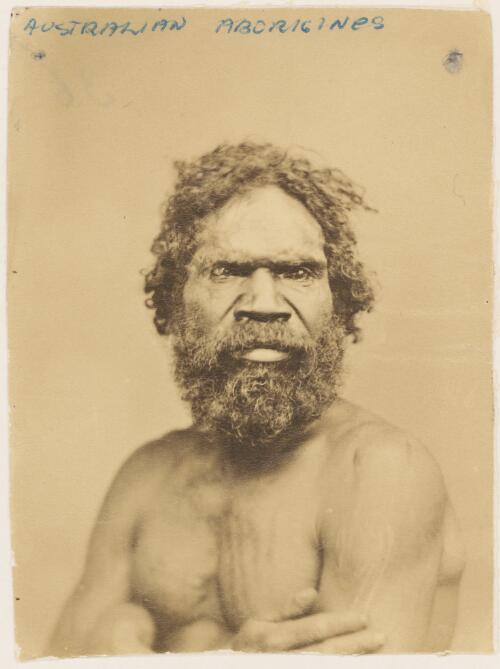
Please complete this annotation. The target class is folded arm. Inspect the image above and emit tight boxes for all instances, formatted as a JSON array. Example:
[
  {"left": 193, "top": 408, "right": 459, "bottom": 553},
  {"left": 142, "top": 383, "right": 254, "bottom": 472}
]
[
  {"left": 47, "top": 444, "right": 164, "bottom": 657},
  {"left": 316, "top": 434, "right": 460, "bottom": 652}
]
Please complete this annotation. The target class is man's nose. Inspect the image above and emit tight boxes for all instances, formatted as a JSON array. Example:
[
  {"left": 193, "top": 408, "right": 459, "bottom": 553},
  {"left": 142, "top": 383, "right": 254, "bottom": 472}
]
[{"left": 234, "top": 268, "right": 291, "bottom": 323}]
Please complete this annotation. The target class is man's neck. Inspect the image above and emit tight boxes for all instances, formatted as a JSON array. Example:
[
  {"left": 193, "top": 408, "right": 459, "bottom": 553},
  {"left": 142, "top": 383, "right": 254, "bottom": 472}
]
[{"left": 199, "top": 410, "right": 331, "bottom": 480}]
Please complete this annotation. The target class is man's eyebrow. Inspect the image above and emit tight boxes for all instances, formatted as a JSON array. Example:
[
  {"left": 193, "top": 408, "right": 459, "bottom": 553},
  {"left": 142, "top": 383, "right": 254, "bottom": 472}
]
[
  {"left": 268, "top": 260, "right": 326, "bottom": 274},
  {"left": 196, "top": 257, "right": 327, "bottom": 273}
]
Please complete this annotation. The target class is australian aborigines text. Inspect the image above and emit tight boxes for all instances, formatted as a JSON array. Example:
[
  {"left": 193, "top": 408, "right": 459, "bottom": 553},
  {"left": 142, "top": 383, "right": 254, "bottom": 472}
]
[{"left": 22, "top": 14, "right": 385, "bottom": 37}]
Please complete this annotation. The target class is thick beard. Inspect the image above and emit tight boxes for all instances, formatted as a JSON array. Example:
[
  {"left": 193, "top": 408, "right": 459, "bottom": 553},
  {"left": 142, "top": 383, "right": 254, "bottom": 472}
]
[{"left": 172, "top": 313, "right": 345, "bottom": 456}]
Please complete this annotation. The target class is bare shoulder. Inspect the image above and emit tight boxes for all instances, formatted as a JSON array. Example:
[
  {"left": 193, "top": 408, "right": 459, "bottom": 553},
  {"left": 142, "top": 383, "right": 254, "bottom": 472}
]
[
  {"left": 324, "top": 399, "right": 445, "bottom": 494},
  {"left": 319, "top": 400, "right": 447, "bottom": 550},
  {"left": 118, "top": 427, "right": 203, "bottom": 472},
  {"left": 101, "top": 427, "right": 208, "bottom": 511}
]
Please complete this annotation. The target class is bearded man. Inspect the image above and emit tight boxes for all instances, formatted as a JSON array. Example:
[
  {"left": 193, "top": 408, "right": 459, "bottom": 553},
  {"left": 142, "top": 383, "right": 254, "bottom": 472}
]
[{"left": 48, "top": 142, "right": 465, "bottom": 656}]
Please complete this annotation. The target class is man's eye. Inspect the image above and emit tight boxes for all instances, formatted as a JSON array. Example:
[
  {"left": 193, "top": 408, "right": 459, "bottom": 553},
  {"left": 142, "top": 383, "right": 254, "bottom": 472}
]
[
  {"left": 281, "top": 267, "right": 314, "bottom": 282},
  {"left": 210, "top": 265, "right": 235, "bottom": 280}
]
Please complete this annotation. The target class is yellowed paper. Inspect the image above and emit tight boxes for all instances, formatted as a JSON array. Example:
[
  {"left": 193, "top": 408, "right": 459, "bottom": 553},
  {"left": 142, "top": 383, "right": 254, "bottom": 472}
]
[{"left": 7, "top": 6, "right": 493, "bottom": 659}]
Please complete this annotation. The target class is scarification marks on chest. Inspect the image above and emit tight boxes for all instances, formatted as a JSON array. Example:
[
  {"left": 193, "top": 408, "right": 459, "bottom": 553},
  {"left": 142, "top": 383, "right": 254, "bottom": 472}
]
[{"left": 219, "top": 504, "right": 301, "bottom": 626}]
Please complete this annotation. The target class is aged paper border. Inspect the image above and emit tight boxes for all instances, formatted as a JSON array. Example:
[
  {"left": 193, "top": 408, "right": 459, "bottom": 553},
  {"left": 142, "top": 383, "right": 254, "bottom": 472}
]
[{"left": 0, "top": 0, "right": 498, "bottom": 667}]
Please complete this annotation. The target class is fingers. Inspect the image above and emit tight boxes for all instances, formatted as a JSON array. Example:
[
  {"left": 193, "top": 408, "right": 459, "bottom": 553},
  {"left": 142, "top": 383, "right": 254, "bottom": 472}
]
[
  {"left": 272, "top": 611, "right": 368, "bottom": 650},
  {"left": 298, "top": 629, "right": 386, "bottom": 654},
  {"left": 232, "top": 611, "right": 367, "bottom": 651},
  {"left": 233, "top": 590, "right": 370, "bottom": 653},
  {"left": 264, "top": 588, "right": 318, "bottom": 622}
]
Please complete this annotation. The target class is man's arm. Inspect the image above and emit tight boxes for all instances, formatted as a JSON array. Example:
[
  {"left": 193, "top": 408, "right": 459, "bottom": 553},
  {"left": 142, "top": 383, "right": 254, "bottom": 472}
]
[
  {"left": 422, "top": 503, "right": 465, "bottom": 651},
  {"left": 316, "top": 433, "right": 462, "bottom": 653},
  {"left": 47, "top": 443, "right": 164, "bottom": 657}
]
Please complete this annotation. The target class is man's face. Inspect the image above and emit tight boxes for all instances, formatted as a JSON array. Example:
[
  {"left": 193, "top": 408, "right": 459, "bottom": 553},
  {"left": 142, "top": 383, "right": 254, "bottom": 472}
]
[
  {"left": 183, "top": 185, "right": 333, "bottom": 350},
  {"left": 172, "top": 186, "right": 345, "bottom": 454}
]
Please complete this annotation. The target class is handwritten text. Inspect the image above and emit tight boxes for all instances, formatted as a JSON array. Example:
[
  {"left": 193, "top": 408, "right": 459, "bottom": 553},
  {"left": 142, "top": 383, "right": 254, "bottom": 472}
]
[{"left": 23, "top": 17, "right": 187, "bottom": 37}]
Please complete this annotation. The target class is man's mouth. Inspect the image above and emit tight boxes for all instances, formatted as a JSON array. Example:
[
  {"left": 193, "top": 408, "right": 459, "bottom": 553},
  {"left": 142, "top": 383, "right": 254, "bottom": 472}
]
[{"left": 237, "top": 348, "right": 290, "bottom": 362}]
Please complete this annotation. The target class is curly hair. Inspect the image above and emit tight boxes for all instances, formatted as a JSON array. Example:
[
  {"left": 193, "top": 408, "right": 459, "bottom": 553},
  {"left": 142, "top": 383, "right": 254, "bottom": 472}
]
[{"left": 145, "top": 142, "right": 374, "bottom": 340}]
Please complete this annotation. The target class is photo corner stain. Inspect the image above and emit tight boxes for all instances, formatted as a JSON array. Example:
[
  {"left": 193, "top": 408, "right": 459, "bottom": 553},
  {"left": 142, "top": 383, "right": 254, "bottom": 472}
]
[{"left": 443, "top": 50, "right": 463, "bottom": 74}]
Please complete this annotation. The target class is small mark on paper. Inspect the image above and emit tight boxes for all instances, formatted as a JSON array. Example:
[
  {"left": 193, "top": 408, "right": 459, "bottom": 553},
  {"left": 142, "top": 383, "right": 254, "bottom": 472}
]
[
  {"left": 443, "top": 50, "right": 463, "bottom": 74},
  {"left": 32, "top": 50, "right": 46, "bottom": 60},
  {"left": 452, "top": 174, "right": 466, "bottom": 206}
]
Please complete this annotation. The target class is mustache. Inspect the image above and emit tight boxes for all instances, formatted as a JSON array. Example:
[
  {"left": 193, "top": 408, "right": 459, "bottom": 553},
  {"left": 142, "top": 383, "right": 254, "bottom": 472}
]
[
  {"left": 213, "top": 320, "right": 313, "bottom": 355},
  {"left": 173, "top": 311, "right": 345, "bottom": 378}
]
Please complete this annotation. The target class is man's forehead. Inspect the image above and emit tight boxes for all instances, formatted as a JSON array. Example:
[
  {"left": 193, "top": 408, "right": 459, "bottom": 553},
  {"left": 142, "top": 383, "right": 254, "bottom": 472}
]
[{"left": 193, "top": 185, "right": 327, "bottom": 261}]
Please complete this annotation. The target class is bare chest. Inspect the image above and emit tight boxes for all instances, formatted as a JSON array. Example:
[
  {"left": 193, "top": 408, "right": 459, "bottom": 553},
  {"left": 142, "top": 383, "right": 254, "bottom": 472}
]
[{"left": 130, "top": 473, "right": 320, "bottom": 634}]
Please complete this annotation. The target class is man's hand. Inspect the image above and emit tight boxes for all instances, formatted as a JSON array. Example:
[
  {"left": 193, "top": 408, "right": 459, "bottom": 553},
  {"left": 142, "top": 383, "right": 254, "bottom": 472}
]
[
  {"left": 231, "top": 588, "right": 385, "bottom": 654},
  {"left": 84, "top": 602, "right": 155, "bottom": 655}
]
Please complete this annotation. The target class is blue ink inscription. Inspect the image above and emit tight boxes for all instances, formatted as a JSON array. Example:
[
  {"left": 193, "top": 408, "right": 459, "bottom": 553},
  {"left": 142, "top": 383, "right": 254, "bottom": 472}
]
[
  {"left": 23, "top": 17, "right": 187, "bottom": 36},
  {"left": 23, "top": 14, "right": 384, "bottom": 39},
  {"left": 215, "top": 16, "right": 384, "bottom": 34}
]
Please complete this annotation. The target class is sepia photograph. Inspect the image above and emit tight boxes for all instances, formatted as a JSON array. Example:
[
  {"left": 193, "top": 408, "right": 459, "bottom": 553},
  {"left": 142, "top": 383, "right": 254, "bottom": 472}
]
[{"left": 5, "top": 2, "right": 495, "bottom": 662}]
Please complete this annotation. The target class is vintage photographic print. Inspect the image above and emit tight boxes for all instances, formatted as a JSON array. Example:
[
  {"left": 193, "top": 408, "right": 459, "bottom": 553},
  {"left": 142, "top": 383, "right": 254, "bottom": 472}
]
[{"left": 6, "top": 3, "right": 494, "bottom": 661}]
